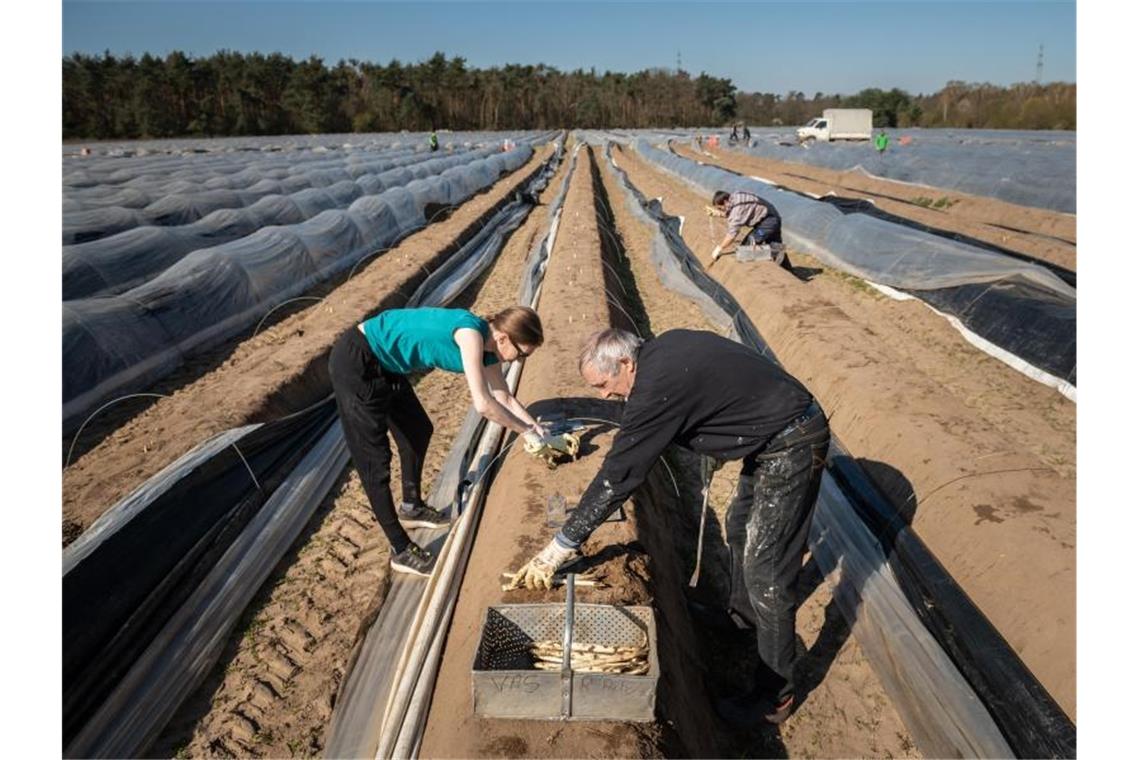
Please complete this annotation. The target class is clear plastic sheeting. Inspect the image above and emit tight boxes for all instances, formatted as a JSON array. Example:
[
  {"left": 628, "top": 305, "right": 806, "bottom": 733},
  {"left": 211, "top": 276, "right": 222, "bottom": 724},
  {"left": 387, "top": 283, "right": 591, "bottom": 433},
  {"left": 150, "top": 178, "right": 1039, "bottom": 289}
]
[
  {"left": 62, "top": 130, "right": 554, "bottom": 242},
  {"left": 408, "top": 138, "right": 565, "bottom": 309},
  {"left": 64, "top": 148, "right": 491, "bottom": 298},
  {"left": 61, "top": 425, "right": 256, "bottom": 574},
  {"left": 63, "top": 399, "right": 337, "bottom": 752},
  {"left": 62, "top": 130, "right": 552, "bottom": 163},
  {"left": 634, "top": 140, "right": 1076, "bottom": 390},
  {"left": 640, "top": 140, "right": 1071, "bottom": 296},
  {"left": 63, "top": 145, "right": 422, "bottom": 243},
  {"left": 63, "top": 146, "right": 535, "bottom": 432},
  {"left": 65, "top": 415, "right": 349, "bottom": 758},
  {"left": 718, "top": 127, "right": 1076, "bottom": 214},
  {"left": 809, "top": 475, "right": 1014, "bottom": 758}
]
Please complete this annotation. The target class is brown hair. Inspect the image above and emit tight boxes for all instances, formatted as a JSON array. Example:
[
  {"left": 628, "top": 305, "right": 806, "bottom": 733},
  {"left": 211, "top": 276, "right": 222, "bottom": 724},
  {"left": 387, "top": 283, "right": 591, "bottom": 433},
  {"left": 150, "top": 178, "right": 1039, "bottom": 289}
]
[{"left": 486, "top": 305, "right": 543, "bottom": 348}]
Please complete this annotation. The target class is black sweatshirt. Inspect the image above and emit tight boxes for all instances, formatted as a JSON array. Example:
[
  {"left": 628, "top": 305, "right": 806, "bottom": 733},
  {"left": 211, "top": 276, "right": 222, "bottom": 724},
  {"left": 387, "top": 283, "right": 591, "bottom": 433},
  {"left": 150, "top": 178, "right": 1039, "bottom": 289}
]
[{"left": 558, "top": 329, "right": 814, "bottom": 547}]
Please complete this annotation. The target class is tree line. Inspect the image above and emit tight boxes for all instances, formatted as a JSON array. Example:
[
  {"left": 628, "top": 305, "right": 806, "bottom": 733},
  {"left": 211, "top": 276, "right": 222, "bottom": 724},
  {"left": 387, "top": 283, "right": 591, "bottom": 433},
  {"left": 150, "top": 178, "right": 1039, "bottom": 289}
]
[
  {"left": 63, "top": 50, "right": 1075, "bottom": 140},
  {"left": 738, "top": 81, "right": 1075, "bottom": 131}
]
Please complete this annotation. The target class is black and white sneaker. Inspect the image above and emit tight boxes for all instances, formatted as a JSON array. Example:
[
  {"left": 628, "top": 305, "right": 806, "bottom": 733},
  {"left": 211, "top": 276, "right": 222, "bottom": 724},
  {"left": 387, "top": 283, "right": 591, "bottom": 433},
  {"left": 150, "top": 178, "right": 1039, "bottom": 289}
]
[
  {"left": 397, "top": 501, "right": 450, "bottom": 529},
  {"left": 390, "top": 543, "right": 435, "bottom": 577}
]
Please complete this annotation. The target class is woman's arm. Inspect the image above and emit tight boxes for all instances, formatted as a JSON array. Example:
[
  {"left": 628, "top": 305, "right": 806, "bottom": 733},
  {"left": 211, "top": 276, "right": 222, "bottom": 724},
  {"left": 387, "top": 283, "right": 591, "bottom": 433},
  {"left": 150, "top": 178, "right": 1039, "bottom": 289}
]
[
  {"left": 485, "top": 362, "right": 541, "bottom": 432},
  {"left": 454, "top": 328, "right": 532, "bottom": 434}
]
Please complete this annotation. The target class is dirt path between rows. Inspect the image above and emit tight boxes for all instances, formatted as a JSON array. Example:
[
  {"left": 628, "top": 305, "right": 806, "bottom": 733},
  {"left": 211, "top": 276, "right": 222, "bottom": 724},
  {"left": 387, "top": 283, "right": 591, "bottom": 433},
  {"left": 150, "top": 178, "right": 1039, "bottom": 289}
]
[
  {"left": 689, "top": 143, "right": 1076, "bottom": 273},
  {"left": 612, "top": 143, "right": 1075, "bottom": 719},
  {"left": 63, "top": 145, "right": 553, "bottom": 543},
  {"left": 145, "top": 144, "right": 573, "bottom": 758}
]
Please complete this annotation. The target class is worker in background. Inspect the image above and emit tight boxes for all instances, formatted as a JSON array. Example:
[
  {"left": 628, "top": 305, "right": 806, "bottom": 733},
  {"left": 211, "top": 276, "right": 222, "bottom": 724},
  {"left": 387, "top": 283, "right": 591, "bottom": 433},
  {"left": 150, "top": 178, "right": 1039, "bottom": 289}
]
[
  {"left": 708, "top": 189, "right": 793, "bottom": 272},
  {"left": 329, "top": 306, "right": 557, "bottom": 576},
  {"left": 729, "top": 124, "right": 740, "bottom": 144},
  {"left": 875, "top": 129, "right": 889, "bottom": 155},
  {"left": 742, "top": 124, "right": 751, "bottom": 143},
  {"left": 429, "top": 129, "right": 440, "bottom": 152},
  {"left": 509, "top": 328, "right": 831, "bottom": 725}
]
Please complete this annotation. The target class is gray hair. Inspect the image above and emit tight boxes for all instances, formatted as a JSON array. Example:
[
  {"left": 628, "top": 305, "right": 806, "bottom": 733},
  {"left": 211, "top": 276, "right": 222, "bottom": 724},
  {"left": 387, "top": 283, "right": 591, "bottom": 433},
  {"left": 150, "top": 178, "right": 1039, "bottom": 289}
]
[{"left": 578, "top": 328, "right": 643, "bottom": 376}]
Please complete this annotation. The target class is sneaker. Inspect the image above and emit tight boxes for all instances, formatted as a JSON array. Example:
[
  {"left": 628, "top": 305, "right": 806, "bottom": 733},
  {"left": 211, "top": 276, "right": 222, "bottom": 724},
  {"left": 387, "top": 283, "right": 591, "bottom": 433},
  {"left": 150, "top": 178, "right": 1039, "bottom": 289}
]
[
  {"left": 397, "top": 501, "right": 449, "bottom": 529},
  {"left": 390, "top": 543, "right": 435, "bottom": 577}
]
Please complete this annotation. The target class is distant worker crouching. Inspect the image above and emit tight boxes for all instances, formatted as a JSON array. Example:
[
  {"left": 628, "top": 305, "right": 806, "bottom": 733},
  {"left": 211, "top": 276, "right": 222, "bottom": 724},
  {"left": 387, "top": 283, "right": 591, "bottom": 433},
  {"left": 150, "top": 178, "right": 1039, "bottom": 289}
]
[{"left": 708, "top": 190, "right": 793, "bottom": 272}]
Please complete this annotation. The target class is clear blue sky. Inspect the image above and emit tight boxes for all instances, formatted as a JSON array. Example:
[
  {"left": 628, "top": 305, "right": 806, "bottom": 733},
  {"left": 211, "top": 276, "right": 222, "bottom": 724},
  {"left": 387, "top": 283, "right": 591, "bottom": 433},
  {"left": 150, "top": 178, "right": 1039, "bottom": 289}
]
[{"left": 62, "top": 0, "right": 1075, "bottom": 96}]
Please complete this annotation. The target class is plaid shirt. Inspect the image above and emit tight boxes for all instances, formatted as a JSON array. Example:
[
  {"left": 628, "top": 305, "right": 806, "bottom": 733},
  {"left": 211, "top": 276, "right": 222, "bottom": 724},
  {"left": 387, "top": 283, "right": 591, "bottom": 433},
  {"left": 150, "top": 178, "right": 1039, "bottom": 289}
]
[{"left": 724, "top": 191, "right": 776, "bottom": 237}]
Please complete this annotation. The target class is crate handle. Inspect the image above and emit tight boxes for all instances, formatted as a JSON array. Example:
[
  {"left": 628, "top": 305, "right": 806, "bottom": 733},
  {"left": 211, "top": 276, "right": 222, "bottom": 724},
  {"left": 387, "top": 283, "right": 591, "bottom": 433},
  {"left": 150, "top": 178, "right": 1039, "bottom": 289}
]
[{"left": 560, "top": 573, "right": 576, "bottom": 718}]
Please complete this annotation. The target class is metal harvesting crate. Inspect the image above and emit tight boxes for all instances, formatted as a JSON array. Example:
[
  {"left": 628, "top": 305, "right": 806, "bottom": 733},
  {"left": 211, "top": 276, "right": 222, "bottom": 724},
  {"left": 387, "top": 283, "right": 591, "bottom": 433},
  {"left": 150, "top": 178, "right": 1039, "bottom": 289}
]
[{"left": 471, "top": 602, "right": 658, "bottom": 721}]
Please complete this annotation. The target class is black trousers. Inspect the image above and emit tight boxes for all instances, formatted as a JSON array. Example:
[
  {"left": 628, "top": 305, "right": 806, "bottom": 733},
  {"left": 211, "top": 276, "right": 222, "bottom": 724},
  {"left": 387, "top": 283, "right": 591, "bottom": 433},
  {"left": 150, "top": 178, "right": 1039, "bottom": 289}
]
[
  {"left": 328, "top": 328, "right": 434, "bottom": 555},
  {"left": 726, "top": 403, "right": 830, "bottom": 702}
]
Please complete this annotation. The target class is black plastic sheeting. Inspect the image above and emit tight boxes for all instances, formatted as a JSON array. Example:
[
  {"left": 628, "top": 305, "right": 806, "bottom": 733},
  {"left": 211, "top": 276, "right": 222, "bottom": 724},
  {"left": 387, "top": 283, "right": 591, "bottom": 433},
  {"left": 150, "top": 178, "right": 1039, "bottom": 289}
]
[
  {"left": 828, "top": 459, "right": 1078, "bottom": 759},
  {"left": 604, "top": 143, "right": 1076, "bottom": 758},
  {"left": 62, "top": 397, "right": 337, "bottom": 747},
  {"left": 921, "top": 276, "right": 1077, "bottom": 384}
]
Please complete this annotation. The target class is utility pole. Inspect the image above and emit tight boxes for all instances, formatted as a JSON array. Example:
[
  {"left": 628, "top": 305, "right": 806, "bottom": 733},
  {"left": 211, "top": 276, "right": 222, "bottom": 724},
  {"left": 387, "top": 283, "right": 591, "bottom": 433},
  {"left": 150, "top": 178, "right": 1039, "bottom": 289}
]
[
  {"left": 1036, "top": 44, "right": 1044, "bottom": 84},
  {"left": 676, "top": 50, "right": 682, "bottom": 75}
]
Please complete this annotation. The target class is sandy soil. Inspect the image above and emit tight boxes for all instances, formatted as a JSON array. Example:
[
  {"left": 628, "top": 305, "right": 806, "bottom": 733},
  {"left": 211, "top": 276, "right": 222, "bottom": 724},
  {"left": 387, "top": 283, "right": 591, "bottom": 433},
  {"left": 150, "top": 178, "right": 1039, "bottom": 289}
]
[
  {"left": 611, "top": 142, "right": 1075, "bottom": 720},
  {"left": 144, "top": 145, "right": 574, "bottom": 758}
]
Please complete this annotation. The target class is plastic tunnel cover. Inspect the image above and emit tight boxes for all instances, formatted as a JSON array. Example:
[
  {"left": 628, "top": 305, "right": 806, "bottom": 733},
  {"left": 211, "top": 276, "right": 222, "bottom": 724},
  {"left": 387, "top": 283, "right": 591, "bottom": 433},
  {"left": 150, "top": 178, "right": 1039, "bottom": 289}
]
[
  {"left": 62, "top": 397, "right": 337, "bottom": 747},
  {"left": 633, "top": 139, "right": 1076, "bottom": 390},
  {"left": 63, "top": 146, "right": 535, "bottom": 431}
]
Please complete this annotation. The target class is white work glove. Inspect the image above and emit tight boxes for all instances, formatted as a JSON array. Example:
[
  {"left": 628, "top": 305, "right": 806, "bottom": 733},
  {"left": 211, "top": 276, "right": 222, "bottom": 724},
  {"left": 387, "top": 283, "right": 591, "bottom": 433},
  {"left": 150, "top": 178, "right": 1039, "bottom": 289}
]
[
  {"left": 710, "top": 245, "right": 723, "bottom": 263},
  {"left": 522, "top": 430, "right": 582, "bottom": 466},
  {"left": 522, "top": 429, "right": 543, "bottom": 451},
  {"left": 508, "top": 538, "right": 580, "bottom": 590}
]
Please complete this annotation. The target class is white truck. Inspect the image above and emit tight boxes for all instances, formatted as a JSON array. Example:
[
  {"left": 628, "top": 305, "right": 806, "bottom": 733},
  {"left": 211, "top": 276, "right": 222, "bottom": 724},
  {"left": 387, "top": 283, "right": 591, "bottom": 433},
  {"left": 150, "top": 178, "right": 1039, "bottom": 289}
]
[{"left": 796, "top": 108, "right": 873, "bottom": 142}]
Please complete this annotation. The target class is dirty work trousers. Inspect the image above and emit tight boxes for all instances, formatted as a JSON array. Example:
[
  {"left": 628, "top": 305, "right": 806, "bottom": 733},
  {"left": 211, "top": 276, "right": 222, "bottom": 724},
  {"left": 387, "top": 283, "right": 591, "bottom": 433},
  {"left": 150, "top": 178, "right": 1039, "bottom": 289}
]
[
  {"left": 726, "top": 402, "right": 830, "bottom": 702},
  {"left": 743, "top": 216, "right": 795, "bottom": 273},
  {"left": 329, "top": 327, "right": 433, "bottom": 555}
]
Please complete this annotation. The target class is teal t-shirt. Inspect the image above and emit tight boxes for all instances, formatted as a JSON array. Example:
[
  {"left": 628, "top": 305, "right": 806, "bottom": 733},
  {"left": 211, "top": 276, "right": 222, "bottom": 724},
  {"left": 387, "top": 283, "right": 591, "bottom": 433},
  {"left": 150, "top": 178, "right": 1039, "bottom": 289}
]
[{"left": 360, "top": 308, "right": 499, "bottom": 375}]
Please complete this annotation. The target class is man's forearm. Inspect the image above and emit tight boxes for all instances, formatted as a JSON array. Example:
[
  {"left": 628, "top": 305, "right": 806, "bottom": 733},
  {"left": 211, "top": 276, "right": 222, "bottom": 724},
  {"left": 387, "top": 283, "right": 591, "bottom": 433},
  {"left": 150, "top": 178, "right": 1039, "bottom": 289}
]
[{"left": 558, "top": 474, "right": 623, "bottom": 547}]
